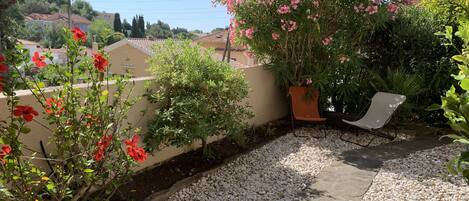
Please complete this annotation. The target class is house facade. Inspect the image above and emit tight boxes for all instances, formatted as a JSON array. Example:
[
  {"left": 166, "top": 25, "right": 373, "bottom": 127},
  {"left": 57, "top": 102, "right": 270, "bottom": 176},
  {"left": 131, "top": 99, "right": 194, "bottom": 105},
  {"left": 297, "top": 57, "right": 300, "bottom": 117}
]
[{"left": 104, "top": 38, "right": 163, "bottom": 77}]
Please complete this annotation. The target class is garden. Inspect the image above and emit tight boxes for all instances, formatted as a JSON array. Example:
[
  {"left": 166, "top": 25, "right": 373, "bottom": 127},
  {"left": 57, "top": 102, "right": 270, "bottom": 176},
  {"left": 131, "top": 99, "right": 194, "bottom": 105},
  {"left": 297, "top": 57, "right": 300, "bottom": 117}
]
[{"left": 1, "top": 0, "right": 469, "bottom": 200}]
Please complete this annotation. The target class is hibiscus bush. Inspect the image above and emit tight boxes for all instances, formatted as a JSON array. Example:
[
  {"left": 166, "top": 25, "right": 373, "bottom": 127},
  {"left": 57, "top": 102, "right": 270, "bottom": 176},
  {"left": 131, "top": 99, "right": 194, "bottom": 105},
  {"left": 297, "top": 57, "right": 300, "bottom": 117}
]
[
  {"left": 0, "top": 27, "right": 147, "bottom": 200},
  {"left": 145, "top": 39, "right": 252, "bottom": 155}
]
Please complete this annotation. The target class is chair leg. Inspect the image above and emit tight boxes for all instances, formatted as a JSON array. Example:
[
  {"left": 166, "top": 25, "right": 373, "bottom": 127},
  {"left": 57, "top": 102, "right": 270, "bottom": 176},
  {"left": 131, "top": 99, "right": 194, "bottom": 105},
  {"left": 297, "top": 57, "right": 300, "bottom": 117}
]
[{"left": 339, "top": 131, "right": 373, "bottom": 147}]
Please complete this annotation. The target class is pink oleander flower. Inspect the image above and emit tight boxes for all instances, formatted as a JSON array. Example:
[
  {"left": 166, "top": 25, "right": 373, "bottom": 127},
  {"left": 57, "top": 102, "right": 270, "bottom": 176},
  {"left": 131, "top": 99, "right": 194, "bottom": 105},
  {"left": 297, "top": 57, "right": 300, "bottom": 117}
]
[
  {"left": 308, "top": 13, "right": 320, "bottom": 21},
  {"left": 387, "top": 3, "right": 398, "bottom": 14},
  {"left": 281, "top": 19, "right": 298, "bottom": 32},
  {"left": 366, "top": 5, "right": 379, "bottom": 15},
  {"left": 372, "top": 0, "right": 381, "bottom": 5},
  {"left": 354, "top": 3, "right": 365, "bottom": 13},
  {"left": 244, "top": 28, "right": 255, "bottom": 39},
  {"left": 306, "top": 79, "right": 313, "bottom": 85},
  {"left": 263, "top": 0, "right": 275, "bottom": 6},
  {"left": 322, "top": 36, "right": 333, "bottom": 46},
  {"left": 291, "top": 0, "right": 300, "bottom": 9},
  {"left": 278, "top": 5, "right": 291, "bottom": 14},
  {"left": 229, "top": 18, "right": 239, "bottom": 44},
  {"left": 226, "top": 0, "right": 235, "bottom": 13},
  {"left": 339, "top": 56, "right": 350, "bottom": 64},
  {"left": 312, "top": 0, "right": 320, "bottom": 8},
  {"left": 272, "top": 32, "right": 280, "bottom": 40}
]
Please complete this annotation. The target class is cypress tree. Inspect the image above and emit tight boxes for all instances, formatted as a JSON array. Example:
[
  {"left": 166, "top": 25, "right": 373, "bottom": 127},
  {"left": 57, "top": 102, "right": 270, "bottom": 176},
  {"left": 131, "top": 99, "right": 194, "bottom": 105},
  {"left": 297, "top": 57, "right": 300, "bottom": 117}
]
[
  {"left": 138, "top": 15, "right": 145, "bottom": 37},
  {"left": 114, "top": 13, "right": 122, "bottom": 33},
  {"left": 131, "top": 16, "right": 138, "bottom": 37}
]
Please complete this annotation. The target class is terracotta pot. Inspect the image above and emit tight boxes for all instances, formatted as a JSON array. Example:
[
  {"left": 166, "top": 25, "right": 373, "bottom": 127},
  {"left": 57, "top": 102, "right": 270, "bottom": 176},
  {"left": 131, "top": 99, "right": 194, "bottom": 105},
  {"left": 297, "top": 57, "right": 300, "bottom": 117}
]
[{"left": 289, "top": 86, "right": 326, "bottom": 122}]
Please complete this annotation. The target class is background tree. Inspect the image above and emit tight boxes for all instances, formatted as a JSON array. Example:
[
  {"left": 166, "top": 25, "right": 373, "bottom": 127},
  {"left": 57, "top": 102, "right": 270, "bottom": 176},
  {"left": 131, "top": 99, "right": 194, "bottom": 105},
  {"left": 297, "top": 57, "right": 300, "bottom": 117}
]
[
  {"left": 146, "top": 20, "right": 173, "bottom": 39},
  {"left": 72, "top": 0, "right": 97, "bottom": 20},
  {"left": 131, "top": 16, "right": 139, "bottom": 37},
  {"left": 172, "top": 27, "right": 195, "bottom": 39},
  {"left": 211, "top": 27, "right": 227, "bottom": 33},
  {"left": 122, "top": 19, "right": 131, "bottom": 37},
  {"left": 89, "top": 19, "right": 124, "bottom": 46},
  {"left": 191, "top": 29, "right": 204, "bottom": 34},
  {"left": 421, "top": 0, "right": 469, "bottom": 24},
  {"left": 114, "top": 12, "right": 122, "bottom": 33},
  {"left": 18, "top": 0, "right": 52, "bottom": 15},
  {"left": 138, "top": 15, "right": 145, "bottom": 37},
  {"left": 0, "top": 1, "right": 24, "bottom": 50}
]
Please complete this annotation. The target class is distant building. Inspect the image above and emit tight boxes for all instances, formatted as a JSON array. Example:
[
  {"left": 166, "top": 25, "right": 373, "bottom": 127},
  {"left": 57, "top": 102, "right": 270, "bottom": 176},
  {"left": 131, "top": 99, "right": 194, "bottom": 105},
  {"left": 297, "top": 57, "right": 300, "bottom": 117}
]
[
  {"left": 104, "top": 38, "right": 164, "bottom": 77},
  {"left": 194, "top": 30, "right": 258, "bottom": 66},
  {"left": 25, "top": 13, "right": 92, "bottom": 31},
  {"left": 96, "top": 12, "right": 115, "bottom": 27},
  {"left": 105, "top": 38, "right": 245, "bottom": 77},
  {"left": 18, "top": 39, "right": 91, "bottom": 65}
]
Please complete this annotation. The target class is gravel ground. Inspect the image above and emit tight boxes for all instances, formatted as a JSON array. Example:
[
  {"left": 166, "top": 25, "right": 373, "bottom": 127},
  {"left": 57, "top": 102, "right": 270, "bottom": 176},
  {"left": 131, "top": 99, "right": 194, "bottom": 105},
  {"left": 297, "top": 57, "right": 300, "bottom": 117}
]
[
  {"left": 167, "top": 128, "right": 410, "bottom": 201},
  {"left": 363, "top": 143, "right": 469, "bottom": 201}
]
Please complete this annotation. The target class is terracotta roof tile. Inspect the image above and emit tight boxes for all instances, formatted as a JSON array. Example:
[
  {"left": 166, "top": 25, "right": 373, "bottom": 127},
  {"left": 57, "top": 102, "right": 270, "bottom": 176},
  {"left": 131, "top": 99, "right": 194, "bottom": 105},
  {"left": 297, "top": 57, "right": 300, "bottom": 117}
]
[{"left": 194, "top": 30, "right": 247, "bottom": 51}]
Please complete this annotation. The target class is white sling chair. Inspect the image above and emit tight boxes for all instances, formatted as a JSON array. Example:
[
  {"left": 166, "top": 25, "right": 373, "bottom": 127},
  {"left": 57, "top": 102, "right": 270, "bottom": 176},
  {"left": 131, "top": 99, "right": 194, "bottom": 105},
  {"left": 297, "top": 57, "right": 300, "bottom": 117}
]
[{"left": 341, "top": 92, "right": 406, "bottom": 147}]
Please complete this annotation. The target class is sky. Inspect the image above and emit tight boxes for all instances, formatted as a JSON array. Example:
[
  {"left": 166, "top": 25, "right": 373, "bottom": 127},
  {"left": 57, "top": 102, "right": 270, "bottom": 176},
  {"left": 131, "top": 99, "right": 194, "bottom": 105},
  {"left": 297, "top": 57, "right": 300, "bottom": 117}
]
[{"left": 87, "top": 0, "right": 231, "bottom": 32}]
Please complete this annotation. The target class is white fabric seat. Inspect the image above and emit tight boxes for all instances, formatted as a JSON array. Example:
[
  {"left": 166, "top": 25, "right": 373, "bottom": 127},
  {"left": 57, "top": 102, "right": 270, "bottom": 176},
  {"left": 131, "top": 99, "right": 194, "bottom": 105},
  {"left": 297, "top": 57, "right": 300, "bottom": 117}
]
[{"left": 342, "top": 92, "right": 406, "bottom": 130}]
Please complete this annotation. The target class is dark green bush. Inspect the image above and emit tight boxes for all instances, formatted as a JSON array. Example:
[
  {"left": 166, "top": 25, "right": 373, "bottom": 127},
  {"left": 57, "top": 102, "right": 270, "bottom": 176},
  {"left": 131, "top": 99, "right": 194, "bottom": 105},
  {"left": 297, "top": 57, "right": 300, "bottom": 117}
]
[
  {"left": 358, "top": 6, "right": 458, "bottom": 123},
  {"left": 145, "top": 40, "right": 252, "bottom": 154}
]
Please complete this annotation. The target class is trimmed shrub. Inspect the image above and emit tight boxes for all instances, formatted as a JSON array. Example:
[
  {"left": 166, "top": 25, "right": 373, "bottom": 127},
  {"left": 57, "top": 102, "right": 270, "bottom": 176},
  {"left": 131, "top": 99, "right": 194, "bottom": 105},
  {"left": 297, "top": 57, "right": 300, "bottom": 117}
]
[{"left": 145, "top": 40, "right": 252, "bottom": 154}]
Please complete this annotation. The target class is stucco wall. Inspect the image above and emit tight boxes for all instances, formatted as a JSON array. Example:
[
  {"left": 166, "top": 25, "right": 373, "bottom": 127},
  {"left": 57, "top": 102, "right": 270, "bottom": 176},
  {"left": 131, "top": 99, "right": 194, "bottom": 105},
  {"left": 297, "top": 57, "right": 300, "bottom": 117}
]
[
  {"left": 107, "top": 44, "right": 152, "bottom": 77},
  {"left": 0, "top": 65, "right": 288, "bottom": 171}
]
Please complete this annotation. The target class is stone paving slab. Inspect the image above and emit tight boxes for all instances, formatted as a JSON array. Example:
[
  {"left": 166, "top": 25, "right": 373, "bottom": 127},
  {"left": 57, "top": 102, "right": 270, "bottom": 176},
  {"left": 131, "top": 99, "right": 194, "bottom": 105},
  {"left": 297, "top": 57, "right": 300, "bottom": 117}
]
[
  {"left": 305, "top": 131, "right": 451, "bottom": 201},
  {"left": 307, "top": 161, "right": 377, "bottom": 201}
]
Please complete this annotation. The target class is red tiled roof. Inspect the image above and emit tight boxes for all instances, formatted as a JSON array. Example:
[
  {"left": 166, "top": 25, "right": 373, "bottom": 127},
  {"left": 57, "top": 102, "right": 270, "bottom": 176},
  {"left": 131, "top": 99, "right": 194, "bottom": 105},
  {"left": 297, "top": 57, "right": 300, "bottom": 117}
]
[
  {"left": 25, "top": 13, "right": 91, "bottom": 25},
  {"left": 194, "top": 30, "right": 247, "bottom": 51},
  {"left": 127, "top": 38, "right": 166, "bottom": 53}
]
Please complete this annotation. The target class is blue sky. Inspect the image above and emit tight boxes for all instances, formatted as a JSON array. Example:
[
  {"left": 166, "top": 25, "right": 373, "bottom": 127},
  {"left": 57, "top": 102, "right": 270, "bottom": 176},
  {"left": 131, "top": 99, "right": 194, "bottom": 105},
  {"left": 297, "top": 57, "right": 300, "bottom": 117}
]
[{"left": 87, "top": 0, "right": 230, "bottom": 32}]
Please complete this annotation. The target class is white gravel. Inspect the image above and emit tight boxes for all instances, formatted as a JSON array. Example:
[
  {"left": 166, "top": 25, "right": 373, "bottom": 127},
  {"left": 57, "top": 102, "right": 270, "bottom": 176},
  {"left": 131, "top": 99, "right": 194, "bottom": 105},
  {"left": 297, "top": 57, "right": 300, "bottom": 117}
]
[
  {"left": 167, "top": 128, "right": 409, "bottom": 201},
  {"left": 363, "top": 143, "right": 469, "bottom": 201}
]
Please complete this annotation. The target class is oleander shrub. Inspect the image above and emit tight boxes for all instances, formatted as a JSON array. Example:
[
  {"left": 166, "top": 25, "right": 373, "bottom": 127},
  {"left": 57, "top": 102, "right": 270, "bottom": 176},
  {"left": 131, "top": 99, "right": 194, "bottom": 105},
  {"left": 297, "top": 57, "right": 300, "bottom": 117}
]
[{"left": 145, "top": 39, "right": 252, "bottom": 154}]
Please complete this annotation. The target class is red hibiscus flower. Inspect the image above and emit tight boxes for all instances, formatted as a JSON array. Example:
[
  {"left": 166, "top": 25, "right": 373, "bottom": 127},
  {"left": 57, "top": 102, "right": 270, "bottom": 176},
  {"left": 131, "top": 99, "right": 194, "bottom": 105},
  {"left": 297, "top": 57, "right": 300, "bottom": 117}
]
[
  {"left": 71, "top": 27, "right": 87, "bottom": 43},
  {"left": 93, "top": 53, "right": 109, "bottom": 72},
  {"left": 0, "top": 55, "right": 8, "bottom": 73},
  {"left": 124, "top": 135, "right": 147, "bottom": 163},
  {"left": 0, "top": 144, "right": 11, "bottom": 165},
  {"left": 45, "top": 98, "right": 64, "bottom": 115},
  {"left": 32, "top": 52, "right": 47, "bottom": 68},
  {"left": 0, "top": 64, "right": 7, "bottom": 73},
  {"left": 94, "top": 149, "right": 104, "bottom": 162},
  {"left": 13, "top": 105, "right": 39, "bottom": 122},
  {"left": 0, "top": 77, "right": 4, "bottom": 92},
  {"left": 94, "top": 135, "right": 113, "bottom": 162}
]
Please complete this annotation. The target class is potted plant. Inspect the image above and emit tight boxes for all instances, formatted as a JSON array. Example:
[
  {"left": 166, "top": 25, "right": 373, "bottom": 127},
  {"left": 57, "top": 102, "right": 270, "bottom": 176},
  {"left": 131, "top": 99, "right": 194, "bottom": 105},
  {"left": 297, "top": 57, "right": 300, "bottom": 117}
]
[{"left": 214, "top": 0, "right": 409, "bottom": 117}]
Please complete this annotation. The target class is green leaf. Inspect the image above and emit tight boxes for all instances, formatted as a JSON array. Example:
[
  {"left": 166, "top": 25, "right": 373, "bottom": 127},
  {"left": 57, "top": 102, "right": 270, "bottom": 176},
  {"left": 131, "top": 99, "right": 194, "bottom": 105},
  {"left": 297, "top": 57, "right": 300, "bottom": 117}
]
[
  {"left": 426, "top": 104, "right": 441, "bottom": 111},
  {"left": 20, "top": 127, "right": 31, "bottom": 134},
  {"left": 84, "top": 169, "right": 94, "bottom": 173},
  {"left": 453, "top": 55, "right": 468, "bottom": 63},
  {"left": 461, "top": 78, "right": 469, "bottom": 91},
  {"left": 37, "top": 82, "right": 45, "bottom": 89},
  {"left": 46, "top": 183, "right": 55, "bottom": 191}
]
